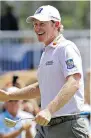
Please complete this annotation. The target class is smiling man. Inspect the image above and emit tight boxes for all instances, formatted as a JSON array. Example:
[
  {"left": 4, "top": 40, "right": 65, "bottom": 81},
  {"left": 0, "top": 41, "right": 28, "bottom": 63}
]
[{"left": 0, "top": 5, "right": 89, "bottom": 138}]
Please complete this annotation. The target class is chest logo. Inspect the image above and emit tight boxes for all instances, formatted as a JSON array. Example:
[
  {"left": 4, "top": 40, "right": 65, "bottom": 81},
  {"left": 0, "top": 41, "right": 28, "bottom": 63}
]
[{"left": 45, "top": 60, "right": 54, "bottom": 65}]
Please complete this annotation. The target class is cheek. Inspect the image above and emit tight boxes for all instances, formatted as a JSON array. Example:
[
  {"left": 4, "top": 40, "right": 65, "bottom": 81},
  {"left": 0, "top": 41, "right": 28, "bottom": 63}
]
[
  {"left": 46, "top": 28, "right": 54, "bottom": 37},
  {"left": 46, "top": 27, "right": 52, "bottom": 34},
  {"left": 49, "top": 25, "right": 55, "bottom": 33},
  {"left": 12, "top": 103, "right": 19, "bottom": 108}
]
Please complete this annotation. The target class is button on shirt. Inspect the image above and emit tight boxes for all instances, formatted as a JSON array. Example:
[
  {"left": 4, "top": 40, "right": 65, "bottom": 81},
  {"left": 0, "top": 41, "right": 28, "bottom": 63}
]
[{"left": 37, "top": 34, "right": 84, "bottom": 117}]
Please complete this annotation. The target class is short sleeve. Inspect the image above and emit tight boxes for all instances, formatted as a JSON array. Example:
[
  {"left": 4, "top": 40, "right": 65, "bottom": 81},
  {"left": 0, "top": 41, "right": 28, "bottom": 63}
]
[{"left": 58, "top": 43, "right": 82, "bottom": 78}]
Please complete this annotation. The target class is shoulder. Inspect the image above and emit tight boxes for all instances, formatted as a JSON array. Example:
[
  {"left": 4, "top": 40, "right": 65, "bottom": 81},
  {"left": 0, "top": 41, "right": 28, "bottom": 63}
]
[
  {"left": 58, "top": 39, "right": 76, "bottom": 49},
  {"left": 0, "top": 112, "right": 6, "bottom": 129},
  {"left": 57, "top": 39, "right": 80, "bottom": 54},
  {"left": 0, "top": 112, "right": 5, "bottom": 120}
]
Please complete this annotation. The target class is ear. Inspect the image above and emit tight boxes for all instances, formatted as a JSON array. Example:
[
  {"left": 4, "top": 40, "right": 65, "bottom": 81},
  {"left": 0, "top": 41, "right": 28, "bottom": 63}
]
[{"left": 55, "top": 21, "right": 60, "bottom": 27}]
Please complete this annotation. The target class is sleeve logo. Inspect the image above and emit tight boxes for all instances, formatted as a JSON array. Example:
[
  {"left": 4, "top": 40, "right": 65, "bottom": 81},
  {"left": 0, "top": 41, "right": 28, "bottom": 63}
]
[{"left": 66, "top": 59, "right": 75, "bottom": 69}]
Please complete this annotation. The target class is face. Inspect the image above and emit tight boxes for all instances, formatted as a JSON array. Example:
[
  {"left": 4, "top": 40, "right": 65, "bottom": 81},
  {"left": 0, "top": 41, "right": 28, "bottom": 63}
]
[
  {"left": 5, "top": 100, "right": 20, "bottom": 117},
  {"left": 33, "top": 19, "right": 58, "bottom": 45}
]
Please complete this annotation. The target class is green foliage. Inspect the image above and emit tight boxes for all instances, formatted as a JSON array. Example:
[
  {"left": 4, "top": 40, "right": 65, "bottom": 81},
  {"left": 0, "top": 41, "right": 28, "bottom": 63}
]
[{"left": 1, "top": 1, "right": 90, "bottom": 29}]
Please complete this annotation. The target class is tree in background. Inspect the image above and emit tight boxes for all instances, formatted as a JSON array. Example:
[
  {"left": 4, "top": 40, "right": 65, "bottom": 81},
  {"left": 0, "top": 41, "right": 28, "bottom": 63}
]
[{"left": 0, "top": 1, "right": 90, "bottom": 30}]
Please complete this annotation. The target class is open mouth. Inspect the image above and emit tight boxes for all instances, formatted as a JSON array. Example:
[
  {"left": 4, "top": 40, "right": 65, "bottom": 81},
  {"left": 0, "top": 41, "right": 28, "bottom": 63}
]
[{"left": 37, "top": 32, "right": 45, "bottom": 36}]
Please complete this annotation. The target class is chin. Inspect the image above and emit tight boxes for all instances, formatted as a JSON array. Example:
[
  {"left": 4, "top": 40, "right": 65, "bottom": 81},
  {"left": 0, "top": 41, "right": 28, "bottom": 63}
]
[
  {"left": 38, "top": 38, "right": 44, "bottom": 43},
  {"left": 37, "top": 35, "right": 45, "bottom": 42}
]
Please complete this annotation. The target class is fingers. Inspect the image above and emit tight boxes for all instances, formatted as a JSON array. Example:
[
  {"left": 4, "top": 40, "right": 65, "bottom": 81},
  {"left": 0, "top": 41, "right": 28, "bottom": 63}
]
[
  {"left": 34, "top": 108, "right": 52, "bottom": 126},
  {"left": 34, "top": 115, "right": 49, "bottom": 126}
]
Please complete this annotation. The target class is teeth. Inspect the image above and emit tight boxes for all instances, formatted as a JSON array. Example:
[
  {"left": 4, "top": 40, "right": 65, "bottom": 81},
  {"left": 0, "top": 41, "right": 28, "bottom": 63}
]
[{"left": 38, "top": 32, "right": 44, "bottom": 35}]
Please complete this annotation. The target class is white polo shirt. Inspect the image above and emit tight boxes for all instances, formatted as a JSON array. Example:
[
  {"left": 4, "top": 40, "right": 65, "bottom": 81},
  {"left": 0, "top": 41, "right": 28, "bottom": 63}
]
[{"left": 37, "top": 34, "right": 84, "bottom": 117}]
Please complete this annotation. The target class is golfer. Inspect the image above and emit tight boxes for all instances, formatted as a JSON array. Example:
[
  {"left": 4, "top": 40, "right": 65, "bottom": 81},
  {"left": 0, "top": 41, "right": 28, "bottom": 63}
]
[{"left": 0, "top": 5, "right": 89, "bottom": 138}]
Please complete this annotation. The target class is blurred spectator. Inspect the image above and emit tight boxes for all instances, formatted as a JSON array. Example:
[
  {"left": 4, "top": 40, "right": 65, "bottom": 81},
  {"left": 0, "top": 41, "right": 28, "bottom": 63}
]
[
  {"left": 0, "top": 75, "right": 37, "bottom": 138},
  {"left": 21, "top": 99, "right": 40, "bottom": 116},
  {"left": 2, "top": 75, "right": 22, "bottom": 90},
  {"left": 0, "top": 101, "right": 4, "bottom": 113},
  {"left": 0, "top": 87, "right": 31, "bottom": 138},
  {"left": 84, "top": 69, "right": 91, "bottom": 105},
  {"left": 84, "top": 69, "right": 91, "bottom": 118},
  {"left": 12, "top": 75, "right": 22, "bottom": 88},
  {"left": 84, "top": 69, "right": 91, "bottom": 137},
  {"left": 0, "top": 75, "right": 22, "bottom": 113},
  {"left": 0, "top": 86, "right": 36, "bottom": 138},
  {"left": 0, "top": 5, "right": 19, "bottom": 31},
  {"left": 24, "top": 79, "right": 41, "bottom": 116}
]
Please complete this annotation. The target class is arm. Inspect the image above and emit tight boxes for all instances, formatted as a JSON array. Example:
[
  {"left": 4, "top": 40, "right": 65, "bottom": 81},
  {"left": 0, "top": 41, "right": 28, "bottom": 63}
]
[
  {"left": 46, "top": 73, "right": 80, "bottom": 114},
  {"left": 0, "top": 82, "right": 40, "bottom": 101},
  {"left": 35, "top": 73, "right": 81, "bottom": 126}
]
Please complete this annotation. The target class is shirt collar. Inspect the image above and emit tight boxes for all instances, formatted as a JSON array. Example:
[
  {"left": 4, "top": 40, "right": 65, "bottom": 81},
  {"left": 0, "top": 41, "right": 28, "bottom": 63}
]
[
  {"left": 4, "top": 110, "right": 20, "bottom": 120},
  {"left": 48, "top": 34, "right": 65, "bottom": 48}
]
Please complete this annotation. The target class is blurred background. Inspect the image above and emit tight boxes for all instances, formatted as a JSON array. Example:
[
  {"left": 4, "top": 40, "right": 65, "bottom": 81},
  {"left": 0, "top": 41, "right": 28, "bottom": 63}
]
[
  {"left": 0, "top": 0, "right": 90, "bottom": 92},
  {"left": 0, "top": 1, "right": 90, "bottom": 74},
  {"left": 0, "top": 0, "right": 90, "bottom": 107},
  {"left": 0, "top": 0, "right": 90, "bottom": 109},
  {"left": 0, "top": 1, "right": 90, "bottom": 138}
]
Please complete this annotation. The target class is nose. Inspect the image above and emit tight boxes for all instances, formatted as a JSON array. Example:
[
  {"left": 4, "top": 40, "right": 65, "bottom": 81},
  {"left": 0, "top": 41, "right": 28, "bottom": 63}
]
[
  {"left": 35, "top": 26, "right": 40, "bottom": 32},
  {"left": 34, "top": 24, "right": 41, "bottom": 32}
]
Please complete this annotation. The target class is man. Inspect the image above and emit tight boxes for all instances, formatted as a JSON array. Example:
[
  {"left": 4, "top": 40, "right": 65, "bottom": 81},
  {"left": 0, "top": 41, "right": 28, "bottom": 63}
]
[
  {"left": 1, "top": 5, "right": 19, "bottom": 31},
  {"left": 0, "top": 87, "right": 35, "bottom": 138},
  {"left": 0, "top": 5, "right": 89, "bottom": 138}
]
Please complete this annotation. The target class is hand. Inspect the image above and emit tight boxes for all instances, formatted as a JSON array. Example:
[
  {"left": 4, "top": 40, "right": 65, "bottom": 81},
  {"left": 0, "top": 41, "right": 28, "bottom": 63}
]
[
  {"left": 22, "top": 123, "right": 31, "bottom": 131},
  {"left": 34, "top": 108, "right": 52, "bottom": 126}
]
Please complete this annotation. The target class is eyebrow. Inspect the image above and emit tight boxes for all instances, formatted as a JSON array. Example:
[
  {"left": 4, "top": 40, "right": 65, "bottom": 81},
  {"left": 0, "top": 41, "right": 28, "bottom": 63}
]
[{"left": 51, "top": 20, "right": 55, "bottom": 23}]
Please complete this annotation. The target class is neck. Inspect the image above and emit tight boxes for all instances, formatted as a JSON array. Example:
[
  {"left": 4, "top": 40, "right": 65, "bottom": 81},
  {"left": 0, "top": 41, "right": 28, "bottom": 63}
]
[
  {"left": 45, "top": 32, "right": 60, "bottom": 46},
  {"left": 12, "top": 113, "right": 17, "bottom": 117},
  {"left": 9, "top": 111, "right": 17, "bottom": 117}
]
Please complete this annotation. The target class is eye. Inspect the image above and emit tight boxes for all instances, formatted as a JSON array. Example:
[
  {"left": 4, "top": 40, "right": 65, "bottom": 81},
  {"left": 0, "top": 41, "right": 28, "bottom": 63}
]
[
  {"left": 40, "top": 22, "right": 45, "bottom": 26},
  {"left": 33, "top": 23, "right": 37, "bottom": 27}
]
